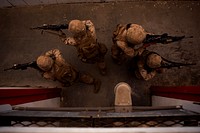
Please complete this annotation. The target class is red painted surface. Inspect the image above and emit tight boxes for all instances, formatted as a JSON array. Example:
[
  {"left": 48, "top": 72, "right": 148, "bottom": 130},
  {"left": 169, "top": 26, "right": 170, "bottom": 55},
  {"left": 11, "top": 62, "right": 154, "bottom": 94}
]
[
  {"left": 0, "top": 88, "right": 61, "bottom": 105},
  {"left": 150, "top": 86, "right": 200, "bottom": 102}
]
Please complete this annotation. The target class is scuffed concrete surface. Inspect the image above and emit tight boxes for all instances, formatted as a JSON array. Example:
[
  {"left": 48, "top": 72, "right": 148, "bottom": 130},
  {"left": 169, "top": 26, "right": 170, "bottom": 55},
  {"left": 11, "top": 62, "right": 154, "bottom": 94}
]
[{"left": 0, "top": 1, "right": 199, "bottom": 107}]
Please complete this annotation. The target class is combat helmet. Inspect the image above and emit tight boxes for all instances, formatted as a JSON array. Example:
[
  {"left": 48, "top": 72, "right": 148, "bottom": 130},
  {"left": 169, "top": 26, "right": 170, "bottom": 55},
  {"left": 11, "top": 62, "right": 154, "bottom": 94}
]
[
  {"left": 126, "top": 24, "right": 147, "bottom": 45},
  {"left": 68, "top": 20, "right": 86, "bottom": 35},
  {"left": 147, "top": 53, "right": 162, "bottom": 68},
  {"left": 37, "top": 55, "right": 54, "bottom": 71}
]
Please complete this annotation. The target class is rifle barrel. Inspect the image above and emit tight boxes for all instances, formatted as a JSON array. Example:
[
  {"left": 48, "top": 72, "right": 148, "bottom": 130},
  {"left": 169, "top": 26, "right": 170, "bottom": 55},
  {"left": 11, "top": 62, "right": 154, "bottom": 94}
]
[
  {"left": 161, "top": 62, "right": 196, "bottom": 69},
  {"left": 144, "top": 34, "right": 193, "bottom": 45},
  {"left": 30, "top": 27, "right": 39, "bottom": 30}
]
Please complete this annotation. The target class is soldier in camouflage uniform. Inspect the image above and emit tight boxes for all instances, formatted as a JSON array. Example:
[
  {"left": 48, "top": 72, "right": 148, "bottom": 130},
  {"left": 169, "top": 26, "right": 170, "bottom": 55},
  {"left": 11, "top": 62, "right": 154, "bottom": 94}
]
[
  {"left": 60, "top": 20, "right": 107, "bottom": 75},
  {"left": 111, "top": 23, "right": 147, "bottom": 64},
  {"left": 36, "top": 49, "right": 101, "bottom": 93},
  {"left": 133, "top": 48, "right": 165, "bottom": 81}
]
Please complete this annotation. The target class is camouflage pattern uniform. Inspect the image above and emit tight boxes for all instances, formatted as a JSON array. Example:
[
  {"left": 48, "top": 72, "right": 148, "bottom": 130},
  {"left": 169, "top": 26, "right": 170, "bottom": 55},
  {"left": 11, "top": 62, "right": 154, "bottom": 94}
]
[
  {"left": 61, "top": 20, "right": 107, "bottom": 75},
  {"left": 37, "top": 49, "right": 101, "bottom": 93},
  {"left": 134, "top": 49, "right": 164, "bottom": 81},
  {"left": 111, "top": 24, "right": 147, "bottom": 64}
]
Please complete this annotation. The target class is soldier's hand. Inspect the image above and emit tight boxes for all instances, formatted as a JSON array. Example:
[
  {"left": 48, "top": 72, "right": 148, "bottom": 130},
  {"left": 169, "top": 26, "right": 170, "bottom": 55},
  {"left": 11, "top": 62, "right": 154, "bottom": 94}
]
[
  {"left": 65, "top": 37, "right": 77, "bottom": 46},
  {"left": 137, "top": 47, "right": 145, "bottom": 56},
  {"left": 124, "top": 48, "right": 134, "bottom": 57}
]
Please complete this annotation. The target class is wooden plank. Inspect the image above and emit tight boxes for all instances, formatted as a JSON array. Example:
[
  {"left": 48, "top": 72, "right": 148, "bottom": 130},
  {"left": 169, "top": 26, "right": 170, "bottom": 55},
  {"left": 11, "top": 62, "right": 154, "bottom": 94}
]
[
  {"left": 150, "top": 86, "right": 200, "bottom": 102},
  {"left": 0, "top": 88, "right": 61, "bottom": 105}
]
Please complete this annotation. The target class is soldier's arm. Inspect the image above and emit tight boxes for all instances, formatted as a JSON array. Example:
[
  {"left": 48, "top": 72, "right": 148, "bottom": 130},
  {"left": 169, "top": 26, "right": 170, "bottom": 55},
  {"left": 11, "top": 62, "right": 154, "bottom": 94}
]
[
  {"left": 43, "top": 71, "right": 55, "bottom": 80},
  {"left": 45, "top": 49, "right": 66, "bottom": 65},
  {"left": 60, "top": 36, "right": 77, "bottom": 46},
  {"left": 45, "top": 49, "right": 62, "bottom": 59},
  {"left": 116, "top": 41, "right": 135, "bottom": 57},
  {"left": 139, "top": 68, "right": 156, "bottom": 81},
  {"left": 58, "top": 29, "right": 77, "bottom": 46},
  {"left": 137, "top": 61, "right": 156, "bottom": 81},
  {"left": 82, "top": 20, "right": 96, "bottom": 40},
  {"left": 46, "top": 49, "right": 62, "bottom": 58}
]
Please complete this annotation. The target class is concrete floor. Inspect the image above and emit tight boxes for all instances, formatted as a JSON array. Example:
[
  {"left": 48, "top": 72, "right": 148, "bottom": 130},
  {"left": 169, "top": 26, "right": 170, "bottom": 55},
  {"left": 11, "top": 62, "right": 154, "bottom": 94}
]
[{"left": 0, "top": 1, "right": 199, "bottom": 107}]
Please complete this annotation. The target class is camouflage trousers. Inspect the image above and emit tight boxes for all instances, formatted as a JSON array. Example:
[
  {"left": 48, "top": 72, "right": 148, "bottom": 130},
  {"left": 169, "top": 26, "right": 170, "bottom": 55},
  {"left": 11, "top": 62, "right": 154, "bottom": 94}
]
[
  {"left": 78, "top": 42, "right": 107, "bottom": 64},
  {"left": 111, "top": 43, "right": 129, "bottom": 65}
]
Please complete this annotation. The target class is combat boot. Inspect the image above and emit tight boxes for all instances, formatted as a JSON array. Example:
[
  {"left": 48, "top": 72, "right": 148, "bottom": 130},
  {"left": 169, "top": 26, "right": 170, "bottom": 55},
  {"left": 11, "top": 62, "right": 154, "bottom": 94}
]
[
  {"left": 97, "top": 61, "right": 107, "bottom": 75},
  {"left": 99, "top": 67, "right": 106, "bottom": 75},
  {"left": 93, "top": 79, "right": 101, "bottom": 93}
]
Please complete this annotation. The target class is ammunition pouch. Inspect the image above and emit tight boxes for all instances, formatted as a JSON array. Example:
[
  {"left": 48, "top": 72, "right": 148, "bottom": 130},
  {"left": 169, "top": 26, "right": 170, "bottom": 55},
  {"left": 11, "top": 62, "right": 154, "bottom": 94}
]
[
  {"left": 55, "top": 64, "right": 78, "bottom": 85},
  {"left": 78, "top": 42, "right": 107, "bottom": 64}
]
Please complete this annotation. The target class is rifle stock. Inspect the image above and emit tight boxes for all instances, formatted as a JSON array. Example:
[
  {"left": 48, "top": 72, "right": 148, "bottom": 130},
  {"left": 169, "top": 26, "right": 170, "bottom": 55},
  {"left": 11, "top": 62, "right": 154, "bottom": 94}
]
[
  {"left": 160, "top": 62, "right": 196, "bottom": 69},
  {"left": 30, "top": 24, "right": 68, "bottom": 31},
  {"left": 4, "top": 61, "right": 37, "bottom": 71}
]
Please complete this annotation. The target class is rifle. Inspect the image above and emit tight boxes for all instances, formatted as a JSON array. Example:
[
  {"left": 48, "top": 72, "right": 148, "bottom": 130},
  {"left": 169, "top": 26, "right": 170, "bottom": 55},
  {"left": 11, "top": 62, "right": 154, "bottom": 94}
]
[
  {"left": 143, "top": 33, "right": 193, "bottom": 46},
  {"left": 30, "top": 24, "right": 68, "bottom": 32},
  {"left": 4, "top": 61, "right": 38, "bottom": 71},
  {"left": 160, "top": 57, "right": 196, "bottom": 69}
]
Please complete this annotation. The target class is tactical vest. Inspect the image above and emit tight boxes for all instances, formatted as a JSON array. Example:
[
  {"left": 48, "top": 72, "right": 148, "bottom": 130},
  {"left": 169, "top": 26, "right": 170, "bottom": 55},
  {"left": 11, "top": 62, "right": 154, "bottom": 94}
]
[
  {"left": 113, "top": 24, "right": 127, "bottom": 42},
  {"left": 74, "top": 31, "right": 100, "bottom": 64},
  {"left": 113, "top": 24, "right": 136, "bottom": 48},
  {"left": 53, "top": 60, "right": 78, "bottom": 85}
]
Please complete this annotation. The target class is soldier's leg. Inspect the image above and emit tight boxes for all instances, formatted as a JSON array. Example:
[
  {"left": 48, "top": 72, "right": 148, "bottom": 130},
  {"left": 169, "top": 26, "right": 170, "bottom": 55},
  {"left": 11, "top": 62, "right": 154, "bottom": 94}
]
[
  {"left": 79, "top": 73, "right": 101, "bottom": 93},
  {"left": 111, "top": 44, "right": 126, "bottom": 65},
  {"left": 97, "top": 60, "right": 106, "bottom": 75},
  {"left": 98, "top": 42, "right": 108, "bottom": 56},
  {"left": 97, "top": 42, "right": 107, "bottom": 75}
]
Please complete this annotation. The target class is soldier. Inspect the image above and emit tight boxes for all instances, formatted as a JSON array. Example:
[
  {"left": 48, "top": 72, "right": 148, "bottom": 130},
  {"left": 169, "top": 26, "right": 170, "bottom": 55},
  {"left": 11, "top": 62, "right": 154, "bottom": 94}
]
[
  {"left": 133, "top": 48, "right": 165, "bottom": 81},
  {"left": 36, "top": 49, "right": 101, "bottom": 93},
  {"left": 59, "top": 20, "right": 107, "bottom": 75},
  {"left": 131, "top": 46, "right": 196, "bottom": 81},
  {"left": 111, "top": 23, "right": 147, "bottom": 64}
]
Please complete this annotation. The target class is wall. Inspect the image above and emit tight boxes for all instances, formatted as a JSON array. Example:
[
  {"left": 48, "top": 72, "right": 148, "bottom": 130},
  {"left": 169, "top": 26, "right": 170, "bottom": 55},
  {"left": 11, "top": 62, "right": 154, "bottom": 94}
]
[
  {"left": 0, "top": 0, "right": 130, "bottom": 8},
  {"left": 0, "top": 87, "right": 61, "bottom": 107},
  {"left": 14, "top": 97, "right": 60, "bottom": 107},
  {"left": 152, "top": 96, "right": 200, "bottom": 113}
]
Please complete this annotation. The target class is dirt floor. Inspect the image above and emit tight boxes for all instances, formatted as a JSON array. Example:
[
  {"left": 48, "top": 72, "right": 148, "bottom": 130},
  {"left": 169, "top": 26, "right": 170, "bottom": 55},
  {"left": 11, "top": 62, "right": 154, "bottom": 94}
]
[{"left": 0, "top": 1, "right": 199, "bottom": 107}]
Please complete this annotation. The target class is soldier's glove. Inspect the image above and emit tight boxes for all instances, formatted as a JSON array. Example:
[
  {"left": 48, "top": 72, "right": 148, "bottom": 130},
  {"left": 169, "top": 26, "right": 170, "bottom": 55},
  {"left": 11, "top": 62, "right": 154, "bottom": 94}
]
[{"left": 124, "top": 48, "right": 134, "bottom": 57}]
